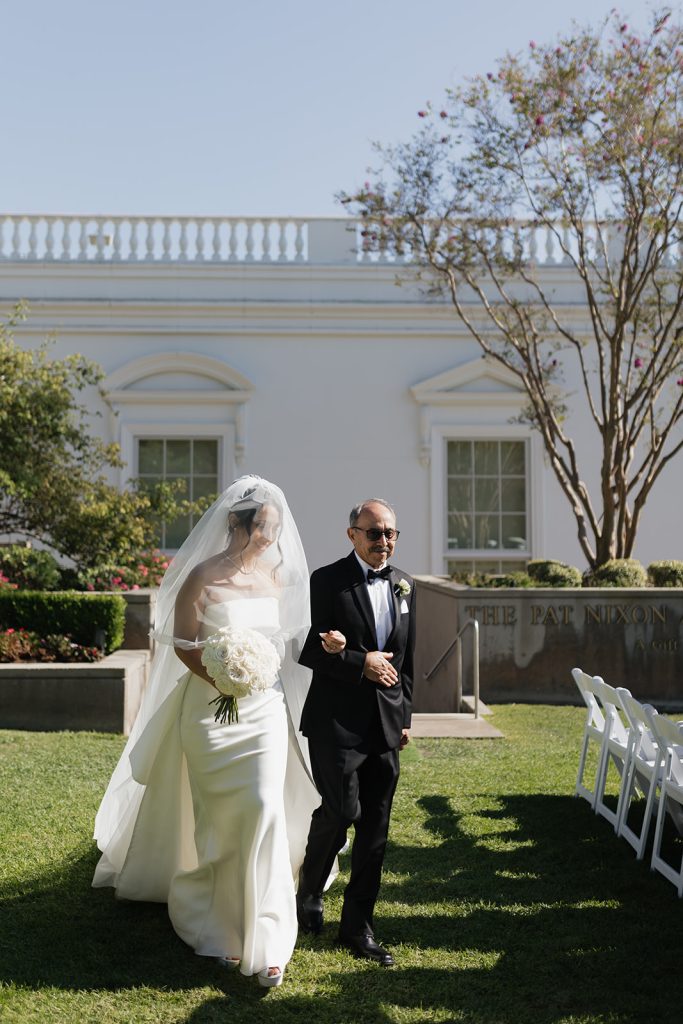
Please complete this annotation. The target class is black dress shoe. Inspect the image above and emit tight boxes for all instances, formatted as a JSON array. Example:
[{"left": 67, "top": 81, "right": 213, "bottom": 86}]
[
  {"left": 337, "top": 932, "right": 395, "bottom": 966},
  {"left": 296, "top": 890, "right": 324, "bottom": 935}
]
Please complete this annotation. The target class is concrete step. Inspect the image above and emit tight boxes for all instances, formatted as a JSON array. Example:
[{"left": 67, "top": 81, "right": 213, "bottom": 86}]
[{"left": 410, "top": 712, "right": 503, "bottom": 738}]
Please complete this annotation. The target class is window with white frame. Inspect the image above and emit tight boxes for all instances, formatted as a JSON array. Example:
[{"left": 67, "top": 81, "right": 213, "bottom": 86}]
[
  {"left": 137, "top": 437, "right": 219, "bottom": 549},
  {"left": 445, "top": 438, "right": 530, "bottom": 575}
]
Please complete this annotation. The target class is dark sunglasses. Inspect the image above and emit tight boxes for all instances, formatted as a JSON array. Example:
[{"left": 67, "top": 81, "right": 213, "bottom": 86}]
[{"left": 351, "top": 527, "right": 400, "bottom": 541}]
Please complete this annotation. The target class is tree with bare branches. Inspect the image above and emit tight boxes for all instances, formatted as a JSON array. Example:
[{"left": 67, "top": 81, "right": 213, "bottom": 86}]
[{"left": 343, "top": 8, "right": 683, "bottom": 569}]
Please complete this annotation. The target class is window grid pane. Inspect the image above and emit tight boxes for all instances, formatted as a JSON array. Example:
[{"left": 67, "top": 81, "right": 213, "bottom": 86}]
[
  {"left": 137, "top": 438, "right": 219, "bottom": 549},
  {"left": 446, "top": 439, "right": 528, "bottom": 567},
  {"left": 447, "top": 558, "right": 527, "bottom": 577},
  {"left": 138, "top": 439, "right": 163, "bottom": 474}
]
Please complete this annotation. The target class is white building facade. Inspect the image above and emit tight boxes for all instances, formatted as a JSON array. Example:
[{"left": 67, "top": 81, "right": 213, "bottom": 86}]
[{"left": 0, "top": 213, "right": 680, "bottom": 574}]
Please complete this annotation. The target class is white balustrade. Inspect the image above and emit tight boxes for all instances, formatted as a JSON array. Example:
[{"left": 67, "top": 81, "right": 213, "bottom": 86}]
[
  {"left": 196, "top": 219, "right": 206, "bottom": 262},
  {"left": 562, "top": 223, "right": 572, "bottom": 264},
  {"left": 112, "top": 220, "right": 122, "bottom": 261},
  {"left": 162, "top": 219, "right": 172, "bottom": 261},
  {"left": 294, "top": 221, "right": 305, "bottom": 261},
  {"left": 0, "top": 214, "right": 675, "bottom": 267},
  {"left": 78, "top": 220, "right": 88, "bottom": 260},
  {"left": 244, "top": 222, "right": 254, "bottom": 262},
  {"left": 529, "top": 226, "right": 538, "bottom": 263},
  {"left": 278, "top": 221, "right": 287, "bottom": 262},
  {"left": 28, "top": 218, "right": 38, "bottom": 261},
  {"left": 11, "top": 218, "right": 21, "bottom": 259},
  {"left": 544, "top": 226, "right": 554, "bottom": 263},
  {"left": 45, "top": 219, "right": 55, "bottom": 260},
  {"left": 61, "top": 219, "right": 71, "bottom": 261},
  {"left": 211, "top": 221, "right": 221, "bottom": 262},
  {"left": 129, "top": 218, "right": 139, "bottom": 260}
]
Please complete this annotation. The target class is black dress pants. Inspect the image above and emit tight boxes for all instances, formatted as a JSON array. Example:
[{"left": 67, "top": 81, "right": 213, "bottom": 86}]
[{"left": 300, "top": 733, "right": 400, "bottom": 936}]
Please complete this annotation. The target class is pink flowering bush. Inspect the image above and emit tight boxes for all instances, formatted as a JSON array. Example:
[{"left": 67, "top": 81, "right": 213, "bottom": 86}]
[
  {"left": 0, "top": 545, "right": 169, "bottom": 592},
  {"left": 72, "top": 550, "right": 170, "bottom": 592},
  {"left": 0, "top": 546, "right": 61, "bottom": 590},
  {"left": 0, "top": 627, "right": 102, "bottom": 663}
]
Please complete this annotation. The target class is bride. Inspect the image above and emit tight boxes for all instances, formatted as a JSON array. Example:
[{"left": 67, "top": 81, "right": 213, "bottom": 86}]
[{"left": 93, "top": 476, "right": 333, "bottom": 987}]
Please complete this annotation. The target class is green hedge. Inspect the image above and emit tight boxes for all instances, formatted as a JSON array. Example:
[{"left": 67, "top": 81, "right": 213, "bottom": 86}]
[
  {"left": 0, "top": 591, "right": 126, "bottom": 654},
  {"left": 454, "top": 557, "right": 682, "bottom": 589},
  {"left": 584, "top": 558, "right": 649, "bottom": 588},
  {"left": 527, "top": 559, "right": 582, "bottom": 587},
  {"left": 648, "top": 560, "right": 683, "bottom": 587},
  {"left": 487, "top": 571, "right": 537, "bottom": 588}
]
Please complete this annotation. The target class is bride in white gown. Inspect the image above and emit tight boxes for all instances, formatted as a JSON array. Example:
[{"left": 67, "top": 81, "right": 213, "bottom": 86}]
[{"left": 93, "top": 477, "right": 332, "bottom": 987}]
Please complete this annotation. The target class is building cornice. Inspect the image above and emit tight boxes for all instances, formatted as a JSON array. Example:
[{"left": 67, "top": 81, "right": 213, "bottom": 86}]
[{"left": 6, "top": 297, "right": 597, "bottom": 338}]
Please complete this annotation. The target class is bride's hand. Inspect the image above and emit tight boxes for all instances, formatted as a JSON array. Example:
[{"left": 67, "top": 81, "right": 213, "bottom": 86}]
[{"left": 320, "top": 630, "right": 346, "bottom": 654}]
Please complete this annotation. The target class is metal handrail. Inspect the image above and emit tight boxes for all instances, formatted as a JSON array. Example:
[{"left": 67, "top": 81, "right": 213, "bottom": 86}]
[{"left": 423, "top": 617, "right": 480, "bottom": 719}]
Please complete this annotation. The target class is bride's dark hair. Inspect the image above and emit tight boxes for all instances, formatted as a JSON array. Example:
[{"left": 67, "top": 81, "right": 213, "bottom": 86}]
[{"left": 228, "top": 488, "right": 284, "bottom": 580}]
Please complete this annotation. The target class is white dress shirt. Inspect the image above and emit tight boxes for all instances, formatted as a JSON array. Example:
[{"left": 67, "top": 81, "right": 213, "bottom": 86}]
[{"left": 355, "top": 552, "right": 394, "bottom": 650}]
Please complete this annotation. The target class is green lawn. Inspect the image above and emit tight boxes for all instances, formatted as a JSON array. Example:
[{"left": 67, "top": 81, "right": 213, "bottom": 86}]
[{"left": 1, "top": 706, "right": 681, "bottom": 1024}]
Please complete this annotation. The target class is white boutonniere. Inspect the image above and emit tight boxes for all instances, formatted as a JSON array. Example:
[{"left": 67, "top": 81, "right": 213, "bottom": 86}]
[{"left": 395, "top": 578, "right": 411, "bottom": 598}]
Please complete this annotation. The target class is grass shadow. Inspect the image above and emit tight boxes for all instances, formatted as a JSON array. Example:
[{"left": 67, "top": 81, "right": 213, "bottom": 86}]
[
  {"left": 371, "top": 791, "right": 683, "bottom": 1021},
  {"left": 3, "top": 766, "right": 683, "bottom": 1021},
  {"left": 0, "top": 844, "right": 234, "bottom": 994}
]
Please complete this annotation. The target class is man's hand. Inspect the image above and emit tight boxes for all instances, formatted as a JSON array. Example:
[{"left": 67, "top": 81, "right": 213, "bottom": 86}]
[
  {"left": 399, "top": 729, "right": 410, "bottom": 750},
  {"left": 320, "top": 630, "right": 346, "bottom": 654},
  {"left": 363, "top": 651, "right": 398, "bottom": 687}
]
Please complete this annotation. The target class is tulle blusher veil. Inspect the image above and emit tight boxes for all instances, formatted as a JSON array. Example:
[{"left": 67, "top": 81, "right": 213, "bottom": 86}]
[{"left": 92, "top": 475, "right": 318, "bottom": 896}]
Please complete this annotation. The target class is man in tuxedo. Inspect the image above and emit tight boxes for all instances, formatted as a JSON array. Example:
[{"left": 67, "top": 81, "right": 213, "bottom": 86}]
[{"left": 297, "top": 498, "right": 416, "bottom": 967}]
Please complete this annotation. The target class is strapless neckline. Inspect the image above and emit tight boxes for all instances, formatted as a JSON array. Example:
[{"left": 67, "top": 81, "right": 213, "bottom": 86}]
[
  {"left": 199, "top": 595, "right": 280, "bottom": 637},
  {"left": 204, "top": 595, "right": 278, "bottom": 610}
]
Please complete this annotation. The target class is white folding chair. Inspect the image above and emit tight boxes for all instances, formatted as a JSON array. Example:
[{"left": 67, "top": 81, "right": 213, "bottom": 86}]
[
  {"left": 646, "top": 711, "right": 683, "bottom": 896},
  {"left": 591, "top": 677, "right": 633, "bottom": 830},
  {"left": 615, "top": 689, "right": 662, "bottom": 859},
  {"left": 572, "top": 668, "right": 609, "bottom": 809}
]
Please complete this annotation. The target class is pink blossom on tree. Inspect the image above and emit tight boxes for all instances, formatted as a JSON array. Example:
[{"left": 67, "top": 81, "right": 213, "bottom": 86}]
[{"left": 340, "top": 8, "right": 683, "bottom": 568}]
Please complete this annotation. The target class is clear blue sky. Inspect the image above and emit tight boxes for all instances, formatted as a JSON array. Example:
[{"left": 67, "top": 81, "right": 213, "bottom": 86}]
[{"left": 1, "top": 0, "right": 665, "bottom": 217}]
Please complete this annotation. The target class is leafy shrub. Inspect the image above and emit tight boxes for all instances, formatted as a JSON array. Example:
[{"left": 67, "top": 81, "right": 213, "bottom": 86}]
[
  {"left": 487, "top": 571, "right": 537, "bottom": 588},
  {"left": 451, "top": 571, "right": 538, "bottom": 588},
  {"left": 584, "top": 559, "right": 649, "bottom": 588},
  {"left": 0, "top": 312, "right": 210, "bottom": 573},
  {"left": 62, "top": 549, "right": 170, "bottom": 591},
  {"left": 648, "top": 560, "right": 683, "bottom": 587},
  {"left": 0, "top": 571, "right": 17, "bottom": 591},
  {"left": 527, "top": 560, "right": 582, "bottom": 587},
  {"left": 0, "top": 627, "right": 33, "bottom": 659},
  {"left": 0, "top": 545, "right": 62, "bottom": 590},
  {"left": 0, "top": 591, "right": 125, "bottom": 654},
  {"left": 450, "top": 570, "right": 485, "bottom": 586},
  {"left": 0, "top": 627, "right": 102, "bottom": 663}
]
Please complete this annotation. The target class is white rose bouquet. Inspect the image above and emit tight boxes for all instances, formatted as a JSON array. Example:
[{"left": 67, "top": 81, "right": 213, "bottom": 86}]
[{"left": 201, "top": 625, "right": 281, "bottom": 724}]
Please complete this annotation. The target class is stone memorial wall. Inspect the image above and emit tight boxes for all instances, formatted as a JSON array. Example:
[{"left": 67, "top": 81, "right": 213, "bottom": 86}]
[{"left": 413, "top": 577, "right": 683, "bottom": 710}]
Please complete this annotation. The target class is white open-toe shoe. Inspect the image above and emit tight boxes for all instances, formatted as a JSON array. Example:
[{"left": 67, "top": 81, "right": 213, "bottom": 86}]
[
  {"left": 257, "top": 967, "right": 283, "bottom": 988},
  {"left": 216, "top": 957, "right": 240, "bottom": 970}
]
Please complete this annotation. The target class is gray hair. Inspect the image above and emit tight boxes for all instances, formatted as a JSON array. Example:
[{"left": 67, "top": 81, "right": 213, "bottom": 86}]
[{"left": 349, "top": 498, "right": 396, "bottom": 528}]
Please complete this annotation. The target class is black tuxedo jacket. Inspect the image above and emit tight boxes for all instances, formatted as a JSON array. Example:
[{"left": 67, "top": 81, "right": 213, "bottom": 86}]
[{"left": 299, "top": 551, "right": 416, "bottom": 749}]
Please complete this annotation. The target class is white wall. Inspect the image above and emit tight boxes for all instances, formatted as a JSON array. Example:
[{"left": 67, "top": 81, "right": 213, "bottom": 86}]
[{"left": 2, "top": 255, "right": 681, "bottom": 574}]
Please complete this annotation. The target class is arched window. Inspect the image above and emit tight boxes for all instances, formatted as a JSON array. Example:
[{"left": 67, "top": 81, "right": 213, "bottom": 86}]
[{"left": 105, "top": 353, "right": 254, "bottom": 549}]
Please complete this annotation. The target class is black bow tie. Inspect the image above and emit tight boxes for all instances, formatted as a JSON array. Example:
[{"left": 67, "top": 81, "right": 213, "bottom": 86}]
[{"left": 367, "top": 567, "right": 391, "bottom": 583}]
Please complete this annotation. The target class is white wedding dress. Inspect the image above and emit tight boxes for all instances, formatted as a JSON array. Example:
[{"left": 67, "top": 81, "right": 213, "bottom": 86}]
[{"left": 93, "top": 594, "right": 320, "bottom": 976}]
